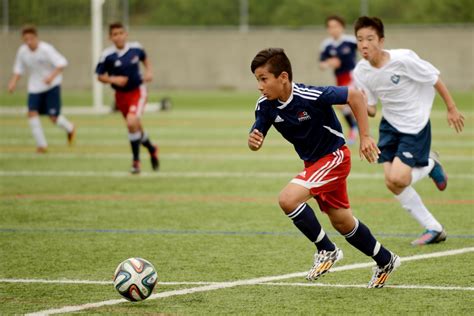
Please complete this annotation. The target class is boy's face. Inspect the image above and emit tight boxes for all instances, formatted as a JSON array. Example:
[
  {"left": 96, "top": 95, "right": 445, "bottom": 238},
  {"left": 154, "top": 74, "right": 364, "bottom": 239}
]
[
  {"left": 254, "top": 65, "right": 288, "bottom": 101},
  {"left": 327, "top": 19, "right": 344, "bottom": 39},
  {"left": 356, "top": 27, "right": 384, "bottom": 62},
  {"left": 110, "top": 27, "right": 127, "bottom": 49},
  {"left": 22, "top": 33, "right": 39, "bottom": 51}
]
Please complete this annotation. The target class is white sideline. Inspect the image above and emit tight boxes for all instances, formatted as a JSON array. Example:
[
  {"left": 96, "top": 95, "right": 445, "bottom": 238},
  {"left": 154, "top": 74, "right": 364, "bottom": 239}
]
[
  {"left": 1, "top": 170, "right": 473, "bottom": 179},
  {"left": 26, "top": 247, "right": 474, "bottom": 315}
]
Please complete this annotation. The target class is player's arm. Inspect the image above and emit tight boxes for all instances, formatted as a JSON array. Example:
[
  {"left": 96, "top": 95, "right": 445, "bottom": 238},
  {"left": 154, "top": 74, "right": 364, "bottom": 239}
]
[
  {"left": 142, "top": 58, "right": 153, "bottom": 83},
  {"left": 8, "top": 73, "right": 21, "bottom": 93},
  {"left": 346, "top": 87, "right": 380, "bottom": 163},
  {"left": 320, "top": 57, "right": 341, "bottom": 70},
  {"left": 248, "top": 129, "right": 264, "bottom": 151},
  {"left": 434, "top": 78, "right": 464, "bottom": 133},
  {"left": 97, "top": 73, "right": 128, "bottom": 87},
  {"left": 44, "top": 66, "right": 64, "bottom": 85}
]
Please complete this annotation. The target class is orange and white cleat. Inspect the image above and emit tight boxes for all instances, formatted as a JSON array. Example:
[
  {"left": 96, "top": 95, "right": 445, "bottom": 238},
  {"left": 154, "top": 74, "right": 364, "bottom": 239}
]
[
  {"left": 367, "top": 253, "right": 401, "bottom": 288},
  {"left": 306, "top": 246, "right": 343, "bottom": 281}
]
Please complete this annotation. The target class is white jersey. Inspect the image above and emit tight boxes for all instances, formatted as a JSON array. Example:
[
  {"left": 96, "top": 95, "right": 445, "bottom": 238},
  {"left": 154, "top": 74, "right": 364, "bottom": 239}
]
[
  {"left": 353, "top": 49, "right": 439, "bottom": 134},
  {"left": 13, "top": 41, "right": 68, "bottom": 93}
]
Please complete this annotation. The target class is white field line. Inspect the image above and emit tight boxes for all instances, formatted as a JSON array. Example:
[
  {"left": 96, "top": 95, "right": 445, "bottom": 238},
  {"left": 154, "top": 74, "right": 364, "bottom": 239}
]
[
  {"left": 2, "top": 278, "right": 471, "bottom": 292},
  {"left": 26, "top": 247, "right": 474, "bottom": 316},
  {"left": 1, "top": 170, "right": 474, "bottom": 179},
  {"left": 0, "top": 152, "right": 472, "bottom": 162},
  {"left": 263, "top": 282, "right": 474, "bottom": 291}
]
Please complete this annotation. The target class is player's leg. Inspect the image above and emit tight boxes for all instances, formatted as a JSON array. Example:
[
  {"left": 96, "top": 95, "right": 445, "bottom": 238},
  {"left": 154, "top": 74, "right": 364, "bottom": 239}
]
[
  {"left": 136, "top": 85, "right": 160, "bottom": 171},
  {"left": 126, "top": 112, "right": 142, "bottom": 174},
  {"left": 385, "top": 159, "right": 445, "bottom": 245},
  {"left": 27, "top": 92, "right": 48, "bottom": 153},
  {"left": 44, "top": 86, "right": 75, "bottom": 145},
  {"left": 326, "top": 206, "right": 399, "bottom": 288}
]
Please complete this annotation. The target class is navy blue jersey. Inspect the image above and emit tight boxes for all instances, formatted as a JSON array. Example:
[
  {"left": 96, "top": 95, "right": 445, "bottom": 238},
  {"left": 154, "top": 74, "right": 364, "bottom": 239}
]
[
  {"left": 251, "top": 83, "right": 348, "bottom": 162},
  {"left": 319, "top": 35, "right": 357, "bottom": 76},
  {"left": 96, "top": 42, "right": 146, "bottom": 91}
]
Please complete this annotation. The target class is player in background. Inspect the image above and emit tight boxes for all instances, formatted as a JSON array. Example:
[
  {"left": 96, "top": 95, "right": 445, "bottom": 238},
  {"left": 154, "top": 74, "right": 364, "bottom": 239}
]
[
  {"left": 8, "top": 25, "right": 75, "bottom": 153},
  {"left": 96, "top": 22, "right": 159, "bottom": 174},
  {"left": 353, "top": 17, "right": 465, "bottom": 245},
  {"left": 248, "top": 48, "right": 400, "bottom": 288},
  {"left": 319, "top": 15, "right": 358, "bottom": 144}
]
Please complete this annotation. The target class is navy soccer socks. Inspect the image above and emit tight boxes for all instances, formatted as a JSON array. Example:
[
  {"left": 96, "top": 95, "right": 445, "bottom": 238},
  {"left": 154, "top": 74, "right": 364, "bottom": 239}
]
[
  {"left": 344, "top": 218, "right": 392, "bottom": 266},
  {"left": 128, "top": 131, "right": 141, "bottom": 162},
  {"left": 141, "top": 132, "right": 155, "bottom": 154},
  {"left": 287, "top": 203, "right": 335, "bottom": 252}
]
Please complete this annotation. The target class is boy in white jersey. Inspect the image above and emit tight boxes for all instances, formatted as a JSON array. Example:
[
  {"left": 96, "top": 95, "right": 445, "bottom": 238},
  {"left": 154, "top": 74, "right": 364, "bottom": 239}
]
[
  {"left": 353, "top": 17, "right": 465, "bottom": 245},
  {"left": 8, "top": 25, "right": 75, "bottom": 153}
]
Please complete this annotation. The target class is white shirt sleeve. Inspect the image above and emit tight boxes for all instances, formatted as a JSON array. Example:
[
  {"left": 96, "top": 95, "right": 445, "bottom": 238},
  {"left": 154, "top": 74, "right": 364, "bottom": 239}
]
[
  {"left": 13, "top": 47, "right": 25, "bottom": 75},
  {"left": 400, "top": 50, "right": 439, "bottom": 85},
  {"left": 45, "top": 43, "right": 68, "bottom": 68},
  {"left": 353, "top": 68, "right": 377, "bottom": 106}
]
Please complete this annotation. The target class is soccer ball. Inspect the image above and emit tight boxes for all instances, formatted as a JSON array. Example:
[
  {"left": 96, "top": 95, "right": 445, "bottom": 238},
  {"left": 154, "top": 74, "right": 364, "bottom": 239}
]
[{"left": 113, "top": 257, "right": 158, "bottom": 301}]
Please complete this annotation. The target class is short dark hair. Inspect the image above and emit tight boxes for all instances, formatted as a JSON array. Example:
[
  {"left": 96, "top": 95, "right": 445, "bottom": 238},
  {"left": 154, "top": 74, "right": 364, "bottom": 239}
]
[
  {"left": 354, "top": 16, "right": 384, "bottom": 39},
  {"left": 21, "top": 25, "right": 38, "bottom": 36},
  {"left": 109, "top": 22, "right": 125, "bottom": 34},
  {"left": 325, "top": 15, "right": 345, "bottom": 28},
  {"left": 250, "top": 48, "right": 293, "bottom": 81}
]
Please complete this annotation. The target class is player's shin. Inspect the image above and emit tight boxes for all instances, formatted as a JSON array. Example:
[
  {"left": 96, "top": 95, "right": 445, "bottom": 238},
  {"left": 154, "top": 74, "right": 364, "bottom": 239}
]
[
  {"left": 344, "top": 217, "right": 392, "bottom": 266},
  {"left": 288, "top": 203, "right": 335, "bottom": 251},
  {"left": 128, "top": 131, "right": 141, "bottom": 162},
  {"left": 28, "top": 116, "right": 47, "bottom": 149},
  {"left": 141, "top": 131, "right": 155, "bottom": 153},
  {"left": 56, "top": 114, "right": 74, "bottom": 133}
]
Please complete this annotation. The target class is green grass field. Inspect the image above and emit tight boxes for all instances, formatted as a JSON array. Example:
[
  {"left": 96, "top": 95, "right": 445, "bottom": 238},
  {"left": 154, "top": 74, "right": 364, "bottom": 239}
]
[{"left": 0, "top": 90, "right": 473, "bottom": 314}]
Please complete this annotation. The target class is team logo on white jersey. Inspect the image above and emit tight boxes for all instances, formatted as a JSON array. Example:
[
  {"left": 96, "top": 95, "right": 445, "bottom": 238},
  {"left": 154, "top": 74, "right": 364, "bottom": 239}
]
[
  {"left": 391, "top": 74, "right": 400, "bottom": 84},
  {"left": 114, "top": 60, "right": 122, "bottom": 67},
  {"left": 274, "top": 115, "right": 284, "bottom": 123},
  {"left": 297, "top": 111, "right": 311, "bottom": 122}
]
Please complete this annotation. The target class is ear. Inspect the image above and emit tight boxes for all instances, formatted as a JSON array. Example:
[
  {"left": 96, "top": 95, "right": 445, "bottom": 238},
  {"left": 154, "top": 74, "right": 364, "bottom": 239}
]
[{"left": 279, "top": 71, "right": 289, "bottom": 82}]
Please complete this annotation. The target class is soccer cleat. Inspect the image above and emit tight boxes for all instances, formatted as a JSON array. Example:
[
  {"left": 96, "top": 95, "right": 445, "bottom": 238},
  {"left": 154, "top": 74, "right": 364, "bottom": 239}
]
[
  {"left": 411, "top": 228, "right": 447, "bottom": 246},
  {"left": 367, "top": 253, "right": 401, "bottom": 288},
  {"left": 67, "top": 125, "right": 76, "bottom": 145},
  {"left": 130, "top": 160, "right": 141, "bottom": 174},
  {"left": 306, "top": 246, "right": 343, "bottom": 281},
  {"left": 150, "top": 145, "right": 160, "bottom": 171},
  {"left": 428, "top": 151, "right": 447, "bottom": 191},
  {"left": 36, "top": 147, "right": 47, "bottom": 154},
  {"left": 346, "top": 127, "right": 358, "bottom": 145}
]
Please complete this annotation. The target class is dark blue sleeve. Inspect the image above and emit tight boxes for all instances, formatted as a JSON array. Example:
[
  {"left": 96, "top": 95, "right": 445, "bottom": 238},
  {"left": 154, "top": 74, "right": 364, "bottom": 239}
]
[
  {"left": 95, "top": 58, "right": 107, "bottom": 75},
  {"left": 139, "top": 48, "right": 146, "bottom": 61},
  {"left": 316, "top": 86, "right": 348, "bottom": 106},
  {"left": 250, "top": 103, "right": 272, "bottom": 136},
  {"left": 319, "top": 47, "right": 330, "bottom": 62}
]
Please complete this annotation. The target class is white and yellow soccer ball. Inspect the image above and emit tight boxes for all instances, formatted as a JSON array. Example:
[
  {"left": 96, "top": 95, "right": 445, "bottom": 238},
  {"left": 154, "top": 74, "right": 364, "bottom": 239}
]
[{"left": 113, "top": 257, "right": 158, "bottom": 301}]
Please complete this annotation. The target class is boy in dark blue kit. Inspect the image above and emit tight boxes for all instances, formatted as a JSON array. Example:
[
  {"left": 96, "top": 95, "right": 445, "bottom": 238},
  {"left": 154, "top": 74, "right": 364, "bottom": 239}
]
[{"left": 248, "top": 48, "right": 400, "bottom": 288}]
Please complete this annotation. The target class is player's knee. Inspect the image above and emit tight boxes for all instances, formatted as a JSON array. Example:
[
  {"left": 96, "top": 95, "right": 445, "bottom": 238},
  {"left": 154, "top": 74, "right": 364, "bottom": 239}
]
[
  {"left": 386, "top": 174, "right": 410, "bottom": 190},
  {"left": 278, "top": 193, "right": 298, "bottom": 214}
]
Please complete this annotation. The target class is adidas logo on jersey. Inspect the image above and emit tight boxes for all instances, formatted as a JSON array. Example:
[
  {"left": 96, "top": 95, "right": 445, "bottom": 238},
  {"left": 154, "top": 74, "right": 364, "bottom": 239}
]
[{"left": 274, "top": 115, "right": 284, "bottom": 123}]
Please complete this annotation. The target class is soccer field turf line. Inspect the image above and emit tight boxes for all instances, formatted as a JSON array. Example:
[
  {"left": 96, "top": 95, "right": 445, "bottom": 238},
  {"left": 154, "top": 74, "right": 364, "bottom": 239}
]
[
  {"left": 25, "top": 247, "right": 474, "bottom": 315},
  {"left": 1, "top": 278, "right": 472, "bottom": 292}
]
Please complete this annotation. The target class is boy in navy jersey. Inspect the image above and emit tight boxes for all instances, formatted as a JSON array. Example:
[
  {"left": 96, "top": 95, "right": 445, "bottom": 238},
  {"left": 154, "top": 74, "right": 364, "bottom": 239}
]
[
  {"left": 319, "top": 15, "right": 358, "bottom": 144},
  {"left": 96, "top": 22, "right": 159, "bottom": 174},
  {"left": 248, "top": 48, "right": 400, "bottom": 288}
]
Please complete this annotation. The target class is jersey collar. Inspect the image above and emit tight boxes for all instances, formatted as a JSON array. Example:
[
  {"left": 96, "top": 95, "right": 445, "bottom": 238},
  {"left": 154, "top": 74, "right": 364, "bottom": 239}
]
[
  {"left": 115, "top": 43, "right": 130, "bottom": 57},
  {"left": 277, "top": 82, "right": 294, "bottom": 109}
]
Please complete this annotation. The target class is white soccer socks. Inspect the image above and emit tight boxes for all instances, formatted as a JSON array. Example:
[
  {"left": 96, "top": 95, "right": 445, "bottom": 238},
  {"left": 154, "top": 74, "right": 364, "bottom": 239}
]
[
  {"left": 395, "top": 186, "right": 443, "bottom": 231},
  {"left": 411, "top": 159, "right": 435, "bottom": 185},
  {"left": 56, "top": 115, "right": 74, "bottom": 133},
  {"left": 28, "top": 116, "right": 47, "bottom": 149}
]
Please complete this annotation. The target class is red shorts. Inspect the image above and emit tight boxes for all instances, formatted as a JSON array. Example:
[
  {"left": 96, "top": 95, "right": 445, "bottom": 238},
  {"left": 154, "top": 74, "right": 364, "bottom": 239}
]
[
  {"left": 115, "top": 85, "right": 147, "bottom": 118},
  {"left": 291, "top": 145, "right": 351, "bottom": 212},
  {"left": 336, "top": 72, "right": 353, "bottom": 87}
]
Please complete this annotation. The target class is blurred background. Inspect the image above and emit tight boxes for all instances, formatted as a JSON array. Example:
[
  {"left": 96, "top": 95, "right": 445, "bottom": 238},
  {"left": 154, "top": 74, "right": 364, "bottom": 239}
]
[{"left": 1, "top": 0, "right": 473, "bottom": 106}]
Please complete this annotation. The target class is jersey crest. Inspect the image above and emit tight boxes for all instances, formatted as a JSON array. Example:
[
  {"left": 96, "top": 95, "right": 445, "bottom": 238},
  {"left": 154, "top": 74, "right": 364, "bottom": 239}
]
[
  {"left": 297, "top": 111, "right": 311, "bottom": 122},
  {"left": 390, "top": 74, "right": 400, "bottom": 84}
]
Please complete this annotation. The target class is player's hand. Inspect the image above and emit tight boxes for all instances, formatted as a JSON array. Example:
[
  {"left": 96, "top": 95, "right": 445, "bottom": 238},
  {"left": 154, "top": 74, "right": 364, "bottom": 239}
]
[
  {"left": 327, "top": 57, "right": 341, "bottom": 69},
  {"left": 447, "top": 107, "right": 464, "bottom": 133},
  {"left": 359, "top": 135, "right": 380, "bottom": 163},
  {"left": 143, "top": 71, "right": 153, "bottom": 83},
  {"left": 43, "top": 75, "right": 54, "bottom": 85},
  {"left": 112, "top": 76, "right": 128, "bottom": 87},
  {"left": 248, "top": 129, "right": 264, "bottom": 151}
]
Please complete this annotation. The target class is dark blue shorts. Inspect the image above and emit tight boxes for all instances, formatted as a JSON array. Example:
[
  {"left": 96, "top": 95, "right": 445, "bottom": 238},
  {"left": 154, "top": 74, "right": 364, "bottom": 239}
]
[
  {"left": 377, "top": 117, "right": 431, "bottom": 167},
  {"left": 28, "top": 85, "right": 62, "bottom": 116}
]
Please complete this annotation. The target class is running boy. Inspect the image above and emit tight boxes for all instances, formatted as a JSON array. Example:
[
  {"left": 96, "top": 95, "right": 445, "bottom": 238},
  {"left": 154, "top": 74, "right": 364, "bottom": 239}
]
[
  {"left": 353, "top": 17, "right": 465, "bottom": 245},
  {"left": 248, "top": 48, "right": 400, "bottom": 288},
  {"left": 96, "top": 22, "right": 159, "bottom": 174},
  {"left": 8, "top": 25, "right": 75, "bottom": 153},
  {"left": 319, "top": 15, "right": 358, "bottom": 144}
]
